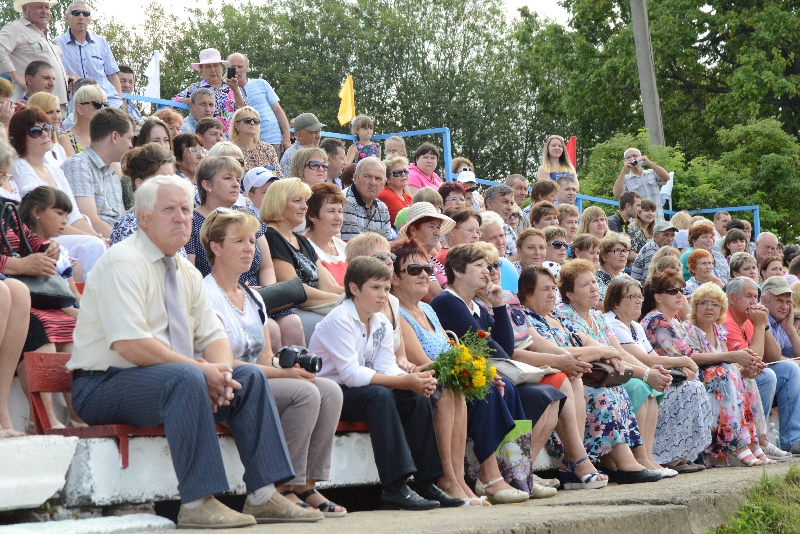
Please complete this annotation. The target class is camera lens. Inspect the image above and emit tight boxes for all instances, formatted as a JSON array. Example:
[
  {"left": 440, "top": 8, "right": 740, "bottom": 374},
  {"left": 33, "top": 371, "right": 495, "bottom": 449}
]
[{"left": 297, "top": 354, "right": 323, "bottom": 373}]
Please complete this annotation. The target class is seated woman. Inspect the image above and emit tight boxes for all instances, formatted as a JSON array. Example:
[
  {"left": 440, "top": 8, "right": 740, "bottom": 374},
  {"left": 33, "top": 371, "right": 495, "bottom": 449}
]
[
  {"left": 557, "top": 204, "right": 580, "bottom": 244},
  {"left": 684, "top": 249, "right": 723, "bottom": 297},
  {"left": 576, "top": 206, "right": 607, "bottom": 240},
  {"left": 290, "top": 147, "right": 329, "bottom": 188},
  {"left": 729, "top": 252, "right": 759, "bottom": 285},
  {"left": 639, "top": 269, "right": 715, "bottom": 470},
  {"left": 722, "top": 229, "right": 748, "bottom": 261},
  {"left": 429, "top": 244, "right": 568, "bottom": 494},
  {"left": 26, "top": 92, "right": 67, "bottom": 166},
  {"left": 626, "top": 199, "right": 656, "bottom": 253},
  {"left": 377, "top": 156, "right": 412, "bottom": 228},
  {"left": 308, "top": 257, "right": 463, "bottom": 510},
  {"left": 305, "top": 183, "right": 347, "bottom": 286},
  {"left": 760, "top": 255, "right": 787, "bottom": 285},
  {"left": 569, "top": 234, "right": 600, "bottom": 269},
  {"left": 436, "top": 208, "right": 481, "bottom": 264},
  {"left": 596, "top": 232, "right": 631, "bottom": 308},
  {"left": 135, "top": 118, "right": 173, "bottom": 152},
  {"left": 679, "top": 223, "right": 729, "bottom": 283},
  {"left": 153, "top": 108, "right": 183, "bottom": 139},
  {"left": 261, "top": 178, "right": 343, "bottom": 343},
  {"left": 647, "top": 247, "right": 681, "bottom": 282},
  {"left": 397, "top": 202, "right": 455, "bottom": 300},
  {"left": 173, "top": 133, "right": 206, "bottom": 186},
  {"left": 529, "top": 201, "right": 559, "bottom": 230},
  {"left": 682, "top": 283, "right": 780, "bottom": 466},
  {"left": 391, "top": 239, "right": 531, "bottom": 504},
  {"left": 199, "top": 208, "right": 346, "bottom": 517},
  {"left": 537, "top": 260, "right": 663, "bottom": 483},
  {"left": 438, "top": 181, "right": 469, "bottom": 211},
  {"left": 542, "top": 226, "right": 568, "bottom": 280},
  {"left": 207, "top": 142, "right": 248, "bottom": 208},
  {"left": 513, "top": 228, "right": 546, "bottom": 275}
]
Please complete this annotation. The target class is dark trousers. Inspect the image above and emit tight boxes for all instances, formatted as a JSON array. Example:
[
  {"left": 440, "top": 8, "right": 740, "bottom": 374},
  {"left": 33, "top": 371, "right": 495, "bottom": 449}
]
[
  {"left": 339, "top": 384, "right": 443, "bottom": 487},
  {"left": 467, "top": 377, "right": 523, "bottom": 462},
  {"left": 71, "top": 363, "right": 295, "bottom": 503}
]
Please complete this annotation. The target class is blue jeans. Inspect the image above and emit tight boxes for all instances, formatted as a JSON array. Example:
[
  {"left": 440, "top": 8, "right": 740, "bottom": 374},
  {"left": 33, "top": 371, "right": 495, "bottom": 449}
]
[{"left": 757, "top": 362, "right": 800, "bottom": 449}]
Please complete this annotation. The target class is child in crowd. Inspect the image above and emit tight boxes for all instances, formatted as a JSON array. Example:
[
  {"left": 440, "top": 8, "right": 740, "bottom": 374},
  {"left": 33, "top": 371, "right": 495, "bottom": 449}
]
[
  {"left": 347, "top": 115, "right": 381, "bottom": 164},
  {"left": 384, "top": 135, "right": 407, "bottom": 158}
]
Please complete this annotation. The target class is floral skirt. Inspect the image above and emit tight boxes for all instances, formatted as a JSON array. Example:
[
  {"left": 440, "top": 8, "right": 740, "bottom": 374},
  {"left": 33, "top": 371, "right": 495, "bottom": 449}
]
[
  {"left": 743, "top": 377, "right": 768, "bottom": 436},
  {"left": 583, "top": 385, "right": 643, "bottom": 460},
  {"left": 653, "top": 379, "right": 713, "bottom": 464},
  {"left": 699, "top": 364, "right": 757, "bottom": 467}
]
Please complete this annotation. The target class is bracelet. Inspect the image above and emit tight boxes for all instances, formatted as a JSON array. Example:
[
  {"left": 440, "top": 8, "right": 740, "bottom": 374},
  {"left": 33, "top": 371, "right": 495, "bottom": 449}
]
[{"left": 642, "top": 369, "right": 650, "bottom": 385}]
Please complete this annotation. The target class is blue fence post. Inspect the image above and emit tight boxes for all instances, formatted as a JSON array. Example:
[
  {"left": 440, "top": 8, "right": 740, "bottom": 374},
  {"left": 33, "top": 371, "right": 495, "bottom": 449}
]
[
  {"left": 754, "top": 206, "right": 760, "bottom": 237},
  {"left": 442, "top": 128, "right": 453, "bottom": 181}
]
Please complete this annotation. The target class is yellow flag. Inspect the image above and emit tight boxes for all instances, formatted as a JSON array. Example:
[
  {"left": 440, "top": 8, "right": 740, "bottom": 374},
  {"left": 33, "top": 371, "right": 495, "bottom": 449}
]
[{"left": 337, "top": 75, "right": 355, "bottom": 126}]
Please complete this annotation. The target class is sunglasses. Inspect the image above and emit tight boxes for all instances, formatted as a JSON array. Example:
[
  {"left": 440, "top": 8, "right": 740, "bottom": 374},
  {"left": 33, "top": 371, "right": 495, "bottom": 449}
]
[
  {"left": 486, "top": 260, "right": 502, "bottom": 272},
  {"left": 508, "top": 212, "right": 522, "bottom": 220},
  {"left": 237, "top": 117, "right": 260, "bottom": 125},
  {"left": 549, "top": 240, "right": 568, "bottom": 249},
  {"left": 661, "top": 287, "right": 683, "bottom": 295},
  {"left": 373, "top": 252, "right": 396, "bottom": 262},
  {"left": 188, "top": 146, "right": 208, "bottom": 156},
  {"left": 391, "top": 169, "right": 410, "bottom": 177},
  {"left": 79, "top": 100, "right": 109, "bottom": 110},
  {"left": 400, "top": 263, "right": 433, "bottom": 276},
  {"left": 235, "top": 158, "right": 246, "bottom": 167},
  {"left": 207, "top": 207, "right": 234, "bottom": 226},
  {"left": 69, "top": 9, "right": 91, "bottom": 16},
  {"left": 465, "top": 186, "right": 478, "bottom": 193},
  {"left": 445, "top": 197, "right": 466, "bottom": 203},
  {"left": 459, "top": 166, "right": 472, "bottom": 172},
  {"left": 307, "top": 160, "right": 329, "bottom": 170},
  {"left": 28, "top": 123, "right": 54, "bottom": 138}
]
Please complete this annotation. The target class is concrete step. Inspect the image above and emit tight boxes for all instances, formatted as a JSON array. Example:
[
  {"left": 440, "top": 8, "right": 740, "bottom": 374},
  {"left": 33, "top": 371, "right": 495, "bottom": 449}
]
[{"left": 0, "top": 514, "right": 175, "bottom": 533}]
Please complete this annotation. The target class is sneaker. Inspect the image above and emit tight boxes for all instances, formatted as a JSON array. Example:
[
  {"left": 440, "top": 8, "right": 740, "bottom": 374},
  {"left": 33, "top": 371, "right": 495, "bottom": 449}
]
[
  {"left": 765, "top": 442, "right": 793, "bottom": 461},
  {"left": 178, "top": 496, "right": 256, "bottom": 529},
  {"left": 242, "top": 492, "right": 324, "bottom": 523},
  {"left": 790, "top": 441, "right": 800, "bottom": 455}
]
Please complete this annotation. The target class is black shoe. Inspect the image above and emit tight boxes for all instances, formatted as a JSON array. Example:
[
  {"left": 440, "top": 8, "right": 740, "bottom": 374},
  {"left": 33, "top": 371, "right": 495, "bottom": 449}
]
[
  {"left": 415, "top": 483, "right": 467, "bottom": 508},
  {"left": 607, "top": 468, "right": 663, "bottom": 484},
  {"left": 380, "top": 485, "right": 440, "bottom": 511}
]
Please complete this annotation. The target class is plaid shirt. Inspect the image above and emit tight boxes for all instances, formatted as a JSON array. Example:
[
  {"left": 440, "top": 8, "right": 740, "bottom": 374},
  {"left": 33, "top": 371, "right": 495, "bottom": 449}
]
[
  {"left": 503, "top": 223, "right": 517, "bottom": 258},
  {"left": 631, "top": 238, "right": 659, "bottom": 282},
  {"left": 341, "top": 185, "right": 392, "bottom": 242},
  {"left": 62, "top": 147, "right": 123, "bottom": 227}
]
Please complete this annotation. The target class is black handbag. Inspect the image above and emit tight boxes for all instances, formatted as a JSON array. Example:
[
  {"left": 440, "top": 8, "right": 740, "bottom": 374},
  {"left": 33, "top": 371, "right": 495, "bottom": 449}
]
[
  {"left": 668, "top": 369, "right": 687, "bottom": 385},
  {"left": 0, "top": 202, "right": 76, "bottom": 310},
  {"left": 256, "top": 276, "right": 307, "bottom": 316},
  {"left": 583, "top": 362, "right": 635, "bottom": 388}
]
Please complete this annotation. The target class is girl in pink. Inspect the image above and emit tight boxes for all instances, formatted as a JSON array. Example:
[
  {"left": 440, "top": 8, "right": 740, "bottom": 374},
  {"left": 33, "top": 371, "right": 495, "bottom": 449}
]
[
  {"left": 407, "top": 142, "right": 443, "bottom": 194},
  {"left": 346, "top": 115, "right": 381, "bottom": 164}
]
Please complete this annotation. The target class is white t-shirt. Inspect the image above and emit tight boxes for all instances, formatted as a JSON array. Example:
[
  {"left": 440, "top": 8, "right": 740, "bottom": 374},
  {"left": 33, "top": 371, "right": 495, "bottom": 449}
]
[
  {"left": 604, "top": 311, "right": 653, "bottom": 354},
  {"left": 204, "top": 274, "right": 266, "bottom": 363}
]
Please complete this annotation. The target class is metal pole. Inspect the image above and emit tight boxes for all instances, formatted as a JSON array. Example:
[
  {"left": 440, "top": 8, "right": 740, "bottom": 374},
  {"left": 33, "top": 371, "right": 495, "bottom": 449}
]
[{"left": 629, "top": 0, "right": 664, "bottom": 146}]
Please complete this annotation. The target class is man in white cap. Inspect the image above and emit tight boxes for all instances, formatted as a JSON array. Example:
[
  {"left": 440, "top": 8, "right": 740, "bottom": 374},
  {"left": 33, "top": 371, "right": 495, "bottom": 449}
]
[
  {"left": 0, "top": 1, "right": 69, "bottom": 111},
  {"left": 242, "top": 166, "right": 279, "bottom": 217},
  {"left": 279, "top": 112, "right": 324, "bottom": 179}
]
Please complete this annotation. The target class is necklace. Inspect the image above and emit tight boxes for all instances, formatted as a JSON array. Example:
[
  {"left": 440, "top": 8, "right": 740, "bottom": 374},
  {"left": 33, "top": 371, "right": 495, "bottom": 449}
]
[{"left": 218, "top": 283, "right": 246, "bottom": 316}]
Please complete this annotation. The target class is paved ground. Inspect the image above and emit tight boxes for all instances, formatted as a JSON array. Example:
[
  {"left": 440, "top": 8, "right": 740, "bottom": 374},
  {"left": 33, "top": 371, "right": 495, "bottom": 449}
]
[{"left": 172, "top": 459, "right": 798, "bottom": 534}]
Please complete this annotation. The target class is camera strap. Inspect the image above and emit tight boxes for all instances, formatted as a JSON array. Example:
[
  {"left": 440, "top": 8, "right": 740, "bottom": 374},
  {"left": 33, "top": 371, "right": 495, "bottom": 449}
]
[{"left": 240, "top": 282, "right": 266, "bottom": 325}]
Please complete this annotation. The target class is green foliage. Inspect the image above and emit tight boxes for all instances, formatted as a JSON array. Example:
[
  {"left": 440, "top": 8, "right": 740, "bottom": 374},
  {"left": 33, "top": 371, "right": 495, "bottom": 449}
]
[{"left": 712, "top": 466, "right": 800, "bottom": 534}]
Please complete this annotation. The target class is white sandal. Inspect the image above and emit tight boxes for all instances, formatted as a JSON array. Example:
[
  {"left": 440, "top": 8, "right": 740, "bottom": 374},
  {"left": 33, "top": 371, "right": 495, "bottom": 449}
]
[{"left": 474, "top": 477, "right": 534, "bottom": 504}]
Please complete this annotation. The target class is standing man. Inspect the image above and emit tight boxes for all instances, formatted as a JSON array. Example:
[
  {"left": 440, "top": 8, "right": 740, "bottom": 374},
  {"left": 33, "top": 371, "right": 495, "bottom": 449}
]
[
  {"left": 180, "top": 88, "right": 216, "bottom": 134},
  {"left": 505, "top": 174, "right": 530, "bottom": 234},
  {"left": 55, "top": 2, "right": 122, "bottom": 109},
  {"left": 280, "top": 113, "right": 323, "bottom": 179},
  {"left": 227, "top": 53, "right": 291, "bottom": 156},
  {"left": 63, "top": 107, "right": 133, "bottom": 237},
  {"left": 607, "top": 191, "right": 641, "bottom": 234},
  {"left": 612, "top": 147, "right": 671, "bottom": 222},
  {"left": 483, "top": 184, "right": 520, "bottom": 258},
  {"left": 341, "top": 158, "right": 392, "bottom": 241},
  {"left": 116, "top": 66, "right": 141, "bottom": 122},
  {"left": 0, "top": 1, "right": 69, "bottom": 111}
]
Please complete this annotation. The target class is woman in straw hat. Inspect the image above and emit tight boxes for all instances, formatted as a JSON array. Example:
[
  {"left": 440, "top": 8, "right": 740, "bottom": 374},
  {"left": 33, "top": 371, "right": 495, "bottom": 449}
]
[{"left": 397, "top": 201, "right": 455, "bottom": 302}]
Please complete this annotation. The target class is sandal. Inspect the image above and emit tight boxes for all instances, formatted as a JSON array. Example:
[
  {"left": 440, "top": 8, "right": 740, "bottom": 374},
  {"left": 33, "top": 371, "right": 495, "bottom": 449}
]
[
  {"left": 280, "top": 491, "right": 311, "bottom": 508},
  {"left": 294, "top": 488, "right": 347, "bottom": 518},
  {"left": 751, "top": 448, "right": 777, "bottom": 466},
  {"left": 531, "top": 473, "right": 561, "bottom": 489},
  {"left": 474, "top": 476, "right": 535, "bottom": 503},
  {"left": 763, "top": 442, "right": 792, "bottom": 462},
  {"left": 559, "top": 457, "right": 608, "bottom": 490},
  {"left": 467, "top": 496, "right": 491, "bottom": 507}
]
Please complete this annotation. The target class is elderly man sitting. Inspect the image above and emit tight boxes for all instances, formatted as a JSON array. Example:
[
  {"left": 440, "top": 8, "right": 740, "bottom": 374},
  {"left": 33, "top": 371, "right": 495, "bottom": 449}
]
[
  {"left": 67, "top": 175, "right": 322, "bottom": 528},
  {"left": 755, "top": 232, "right": 780, "bottom": 275},
  {"left": 341, "top": 157, "right": 392, "bottom": 241},
  {"left": 630, "top": 220, "right": 676, "bottom": 282},
  {"left": 483, "top": 184, "right": 520, "bottom": 259}
]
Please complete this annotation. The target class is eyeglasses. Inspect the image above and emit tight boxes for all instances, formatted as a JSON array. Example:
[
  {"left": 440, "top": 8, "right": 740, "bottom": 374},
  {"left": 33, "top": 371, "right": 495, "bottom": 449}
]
[
  {"left": 69, "top": 9, "right": 91, "bottom": 16},
  {"left": 188, "top": 147, "right": 208, "bottom": 156},
  {"left": 508, "top": 212, "right": 522, "bottom": 220},
  {"left": 456, "top": 226, "right": 481, "bottom": 236},
  {"left": 391, "top": 169, "right": 410, "bottom": 177},
  {"left": 307, "top": 161, "right": 329, "bottom": 170},
  {"left": 549, "top": 240, "right": 568, "bottom": 249},
  {"left": 207, "top": 207, "right": 234, "bottom": 226},
  {"left": 445, "top": 197, "right": 466, "bottom": 203},
  {"left": 465, "top": 186, "right": 478, "bottom": 193},
  {"left": 610, "top": 248, "right": 630, "bottom": 256},
  {"left": 400, "top": 263, "right": 433, "bottom": 276},
  {"left": 79, "top": 100, "right": 109, "bottom": 110},
  {"left": 235, "top": 158, "right": 246, "bottom": 167},
  {"left": 458, "top": 166, "right": 472, "bottom": 172},
  {"left": 623, "top": 294, "right": 645, "bottom": 301},
  {"left": 661, "top": 287, "right": 683, "bottom": 295},
  {"left": 373, "top": 252, "right": 396, "bottom": 263},
  {"left": 28, "top": 123, "right": 54, "bottom": 138},
  {"left": 486, "top": 260, "right": 502, "bottom": 272},
  {"left": 236, "top": 117, "right": 260, "bottom": 125},
  {"left": 698, "top": 301, "right": 721, "bottom": 309}
]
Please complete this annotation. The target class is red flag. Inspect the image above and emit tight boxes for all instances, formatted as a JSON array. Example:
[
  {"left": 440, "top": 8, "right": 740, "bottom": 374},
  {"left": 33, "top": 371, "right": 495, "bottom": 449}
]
[{"left": 566, "top": 136, "right": 577, "bottom": 169}]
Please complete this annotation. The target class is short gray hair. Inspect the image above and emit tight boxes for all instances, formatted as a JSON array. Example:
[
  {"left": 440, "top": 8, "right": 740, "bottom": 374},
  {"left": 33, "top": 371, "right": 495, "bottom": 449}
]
[
  {"left": 726, "top": 276, "right": 758, "bottom": 297},
  {"left": 355, "top": 156, "right": 385, "bottom": 178},
  {"left": 757, "top": 231, "right": 777, "bottom": 243},
  {"left": 190, "top": 88, "right": 214, "bottom": 104},
  {"left": 484, "top": 184, "right": 514, "bottom": 203},
  {"left": 556, "top": 174, "right": 578, "bottom": 187},
  {"left": 208, "top": 141, "right": 244, "bottom": 158},
  {"left": 479, "top": 210, "right": 504, "bottom": 231},
  {"left": 134, "top": 175, "right": 194, "bottom": 215}
]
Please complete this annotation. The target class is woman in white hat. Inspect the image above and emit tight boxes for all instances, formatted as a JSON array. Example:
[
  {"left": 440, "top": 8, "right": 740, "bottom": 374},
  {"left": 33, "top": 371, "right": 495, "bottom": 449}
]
[
  {"left": 397, "top": 202, "right": 455, "bottom": 302},
  {"left": 172, "top": 48, "right": 244, "bottom": 134}
]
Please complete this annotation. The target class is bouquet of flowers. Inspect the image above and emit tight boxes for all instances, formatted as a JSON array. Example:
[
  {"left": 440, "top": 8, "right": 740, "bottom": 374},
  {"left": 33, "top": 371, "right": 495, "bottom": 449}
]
[{"left": 429, "top": 329, "right": 497, "bottom": 402}]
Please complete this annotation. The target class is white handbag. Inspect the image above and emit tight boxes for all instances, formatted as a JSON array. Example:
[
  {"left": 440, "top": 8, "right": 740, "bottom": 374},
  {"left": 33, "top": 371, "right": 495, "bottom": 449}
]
[{"left": 489, "top": 358, "right": 557, "bottom": 385}]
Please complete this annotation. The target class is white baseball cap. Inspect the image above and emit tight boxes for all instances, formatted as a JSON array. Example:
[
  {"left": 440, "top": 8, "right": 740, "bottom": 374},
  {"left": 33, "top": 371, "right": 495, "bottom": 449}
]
[
  {"left": 457, "top": 170, "right": 477, "bottom": 185},
  {"left": 243, "top": 167, "right": 278, "bottom": 192}
]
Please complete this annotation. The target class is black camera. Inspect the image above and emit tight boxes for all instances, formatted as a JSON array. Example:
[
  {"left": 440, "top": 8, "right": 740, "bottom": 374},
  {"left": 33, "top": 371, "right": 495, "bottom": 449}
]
[
  {"left": 630, "top": 159, "right": 639, "bottom": 166},
  {"left": 275, "top": 346, "right": 322, "bottom": 373}
]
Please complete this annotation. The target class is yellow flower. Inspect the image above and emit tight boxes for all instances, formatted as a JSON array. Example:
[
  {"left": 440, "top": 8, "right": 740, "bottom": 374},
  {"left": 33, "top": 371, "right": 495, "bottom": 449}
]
[
  {"left": 489, "top": 366, "right": 497, "bottom": 379},
  {"left": 472, "top": 374, "right": 486, "bottom": 388}
]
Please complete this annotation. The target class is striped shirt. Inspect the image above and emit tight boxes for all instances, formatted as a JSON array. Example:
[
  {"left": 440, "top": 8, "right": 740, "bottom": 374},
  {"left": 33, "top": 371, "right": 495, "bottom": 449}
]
[
  {"left": 54, "top": 30, "right": 121, "bottom": 108},
  {"left": 341, "top": 185, "right": 392, "bottom": 241}
]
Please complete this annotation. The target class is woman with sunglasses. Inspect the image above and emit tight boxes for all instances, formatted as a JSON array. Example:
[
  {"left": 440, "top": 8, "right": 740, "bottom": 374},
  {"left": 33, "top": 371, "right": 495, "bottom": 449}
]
[
  {"left": 231, "top": 107, "right": 281, "bottom": 175},
  {"left": 596, "top": 232, "right": 631, "bottom": 309},
  {"left": 290, "top": 147, "right": 328, "bottom": 188},
  {"left": 398, "top": 202, "right": 455, "bottom": 301},
  {"left": 377, "top": 155, "right": 412, "bottom": 227},
  {"left": 576, "top": 206, "right": 608, "bottom": 240},
  {"left": 26, "top": 92, "right": 67, "bottom": 166},
  {"left": 543, "top": 226, "right": 569, "bottom": 280},
  {"left": 639, "top": 269, "right": 714, "bottom": 471},
  {"left": 58, "top": 85, "right": 108, "bottom": 158}
]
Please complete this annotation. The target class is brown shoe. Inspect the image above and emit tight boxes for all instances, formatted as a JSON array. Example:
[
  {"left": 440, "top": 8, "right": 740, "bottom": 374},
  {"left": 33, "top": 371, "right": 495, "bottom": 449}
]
[
  {"left": 177, "top": 496, "right": 256, "bottom": 529},
  {"left": 243, "top": 491, "right": 324, "bottom": 523}
]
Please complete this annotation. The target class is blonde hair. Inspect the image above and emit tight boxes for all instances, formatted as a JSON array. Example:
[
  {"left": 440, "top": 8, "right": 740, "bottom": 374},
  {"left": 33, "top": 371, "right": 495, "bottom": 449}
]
[
  {"left": 260, "top": 178, "right": 312, "bottom": 224},
  {"left": 556, "top": 203, "right": 579, "bottom": 222},
  {"left": 670, "top": 211, "right": 692, "bottom": 231},
  {"left": 345, "top": 232, "right": 390, "bottom": 262},
  {"left": 576, "top": 206, "right": 607, "bottom": 238},
  {"left": 230, "top": 106, "right": 260, "bottom": 143},
  {"left": 540, "top": 135, "right": 576, "bottom": 176},
  {"left": 350, "top": 114, "right": 374, "bottom": 135},
  {"left": 688, "top": 283, "right": 728, "bottom": 324},
  {"left": 200, "top": 209, "right": 261, "bottom": 268},
  {"left": 473, "top": 241, "right": 499, "bottom": 264},
  {"left": 27, "top": 92, "right": 60, "bottom": 143},
  {"left": 208, "top": 141, "right": 244, "bottom": 159},
  {"left": 598, "top": 232, "right": 631, "bottom": 266},
  {"left": 0, "top": 139, "right": 16, "bottom": 170},
  {"left": 290, "top": 146, "right": 327, "bottom": 181},
  {"left": 791, "top": 281, "right": 800, "bottom": 309},
  {"left": 411, "top": 186, "right": 442, "bottom": 207},
  {"left": 647, "top": 246, "right": 682, "bottom": 278},
  {"left": 479, "top": 210, "right": 505, "bottom": 231},
  {"left": 383, "top": 155, "right": 409, "bottom": 176}
]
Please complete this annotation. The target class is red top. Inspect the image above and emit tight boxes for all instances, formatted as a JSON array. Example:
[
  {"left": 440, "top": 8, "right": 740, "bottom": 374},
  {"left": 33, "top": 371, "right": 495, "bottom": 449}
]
[
  {"left": 377, "top": 186, "right": 412, "bottom": 227},
  {"left": 723, "top": 309, "right": 754, "bottom": 351}
]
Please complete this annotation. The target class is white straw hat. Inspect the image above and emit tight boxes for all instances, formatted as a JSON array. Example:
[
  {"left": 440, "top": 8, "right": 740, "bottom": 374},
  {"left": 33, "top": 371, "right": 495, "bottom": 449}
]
[
  {"left": 398, "top": 202, "right": 455, "bottom": 239},
  {"left": 15, "top": 0, "right": 57, "bottom": 12}
]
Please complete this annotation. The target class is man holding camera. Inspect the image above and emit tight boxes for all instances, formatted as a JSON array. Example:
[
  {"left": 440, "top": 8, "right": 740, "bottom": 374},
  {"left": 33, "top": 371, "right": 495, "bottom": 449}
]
[{"left": 612, "top": 147, "right": 671, "bottom": 222}]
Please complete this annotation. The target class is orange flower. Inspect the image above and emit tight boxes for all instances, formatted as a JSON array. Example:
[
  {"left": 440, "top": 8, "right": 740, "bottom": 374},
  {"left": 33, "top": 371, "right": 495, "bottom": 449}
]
[{"left": 476, "top": 330, "right": 488, "bottom": 339}]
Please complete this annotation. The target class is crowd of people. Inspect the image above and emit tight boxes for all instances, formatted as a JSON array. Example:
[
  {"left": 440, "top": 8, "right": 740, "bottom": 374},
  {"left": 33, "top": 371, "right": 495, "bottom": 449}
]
[{"left": 1, "top": 0, "right": 800, "bottom": 530}]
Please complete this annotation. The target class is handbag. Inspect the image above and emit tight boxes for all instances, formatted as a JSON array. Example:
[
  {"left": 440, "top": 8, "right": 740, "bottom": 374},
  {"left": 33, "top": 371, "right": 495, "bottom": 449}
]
[
  {"left": 0, "top": 202, "right": 76, "bottom": 310},
  {"left": 490, "top": 358, "right": 557, "bottom": 385},
  {"left": 668, "top": 369, "right": 687, "bottom": 385},
  {"left": 583, "top": 362, "right": 634, "bottom": 388},
  {"left": 255, "top": 276, "right": 307, "bottom": 315}
]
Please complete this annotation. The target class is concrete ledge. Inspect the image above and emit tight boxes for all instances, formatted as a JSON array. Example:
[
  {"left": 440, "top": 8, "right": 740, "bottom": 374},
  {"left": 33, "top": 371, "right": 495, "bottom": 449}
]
[
  {"left": 0, "top": 514, "right": 175, "bottom": 533},
  {"left": 0, "top": 436, "right": 79, "bottom": 512}
]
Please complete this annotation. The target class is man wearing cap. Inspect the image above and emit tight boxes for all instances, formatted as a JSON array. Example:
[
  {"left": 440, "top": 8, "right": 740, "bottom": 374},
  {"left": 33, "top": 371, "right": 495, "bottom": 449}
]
[
  {"left": 725, "top": 276, "right": 800, "bottom": 455},
  {"left": 631, "top": 220, "right": 677, "bottom": 282},
  {"left": 173, "top": 48, "right": 244, "bottom": 134},
  {"left": 180, "top": 88, "right": 216, "bottom": 134},
  {"left": 55, "top": 2, "right": 122, "bottom": 109},
  {"left": 243, "top": 166, "right": 279, "bottom": 218},
  {"left": 0, "top": 1, "right": 69, "bottom": 111},
  {"left": 280, "top": 113, "right": 323, "bottom": 179},
  {"left": 457, "top": 170, "right": 482, "bottom": 211},
  {"left": 341, "top": 158, "right": 392, "bottom": 241},
  {"left": 483, "top": 184, "right": 519, "bottom": 259},
  {"left": 612, "top": 147, "right": 671, "bottom": 222}
]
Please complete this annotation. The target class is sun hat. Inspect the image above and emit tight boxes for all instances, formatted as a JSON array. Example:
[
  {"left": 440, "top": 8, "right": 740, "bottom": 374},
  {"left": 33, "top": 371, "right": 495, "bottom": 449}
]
[
  {"left": 243, "top": 167, "right": 279, "bottom": 192},
  {"left": 457, "top": 170, "right": 477, "bottom": 185},
  {"left": 761, "top": 276, "right": 793, "bottom": 296},
  {"left": 191, "top": 48, "right": 229, "bottom": 72},
  {"left": 398, "top": 202, "right": 455, "bottom": 239},
  {"left": 14, "top": 0, "right": 57, "bottom": 12},
  {"left": 293, "top": 113, "right": 325, "bottom": 132}
]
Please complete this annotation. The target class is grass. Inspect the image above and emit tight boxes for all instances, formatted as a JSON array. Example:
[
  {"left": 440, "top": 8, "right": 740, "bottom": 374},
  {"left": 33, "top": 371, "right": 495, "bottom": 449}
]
[{"left": 711, "top": 466, "right": 800, "bottom": 534}]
